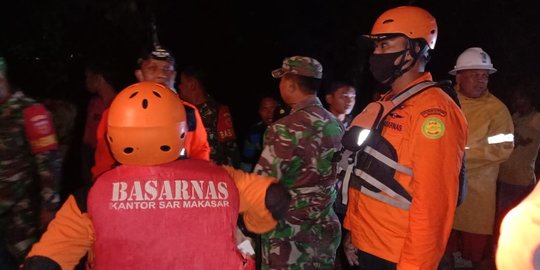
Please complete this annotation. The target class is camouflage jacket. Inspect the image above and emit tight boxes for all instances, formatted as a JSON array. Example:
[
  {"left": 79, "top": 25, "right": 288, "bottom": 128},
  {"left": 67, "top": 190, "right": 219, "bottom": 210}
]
[
  {"left": 197, "top": 95, "right": 240, "bottom": 167},
  {"left": 0, "top": 91, "right": 61, "bottom": 261},
  {"left": 254, "top": 96, "right": 344, "bottom": 269}
]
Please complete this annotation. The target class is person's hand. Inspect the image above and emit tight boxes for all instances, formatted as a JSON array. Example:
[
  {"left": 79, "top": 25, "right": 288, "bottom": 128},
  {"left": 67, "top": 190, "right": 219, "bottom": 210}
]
[
  {"left": 343, "top": 232, "right": 360, "bottom": 266},
  {"left": 265, "top": 183, "right": 291, "bottom": 220}
]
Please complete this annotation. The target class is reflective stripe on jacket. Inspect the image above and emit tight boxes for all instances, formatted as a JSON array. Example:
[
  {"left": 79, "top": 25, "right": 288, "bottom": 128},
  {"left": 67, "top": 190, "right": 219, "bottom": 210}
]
[{"left": 453, "top": 90, "right": 513, "bottom": 234}]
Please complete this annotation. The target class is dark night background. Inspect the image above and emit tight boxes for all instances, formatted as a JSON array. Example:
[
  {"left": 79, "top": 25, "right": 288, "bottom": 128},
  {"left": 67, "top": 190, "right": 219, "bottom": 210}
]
[{"left": 1, "top": 0, "right": 539, "bottom": 189}]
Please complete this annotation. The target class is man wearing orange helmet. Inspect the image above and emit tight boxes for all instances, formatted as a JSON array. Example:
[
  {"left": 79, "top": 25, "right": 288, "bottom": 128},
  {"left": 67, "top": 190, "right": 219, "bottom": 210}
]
[
  {"left": 91, "top": 47, "right": 210, "bottom": 179},
  {"left": 20, "top": 82, "right": 290, "bottom": 270},
  {"left": 339, "top": 6, "right": 468, "bottom": 269}
]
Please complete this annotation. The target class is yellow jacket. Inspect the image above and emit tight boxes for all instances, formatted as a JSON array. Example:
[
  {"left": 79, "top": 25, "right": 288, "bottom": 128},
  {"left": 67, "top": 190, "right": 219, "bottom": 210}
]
[{"left": 453, "top": 90, "right": 514, "bottom": 234}]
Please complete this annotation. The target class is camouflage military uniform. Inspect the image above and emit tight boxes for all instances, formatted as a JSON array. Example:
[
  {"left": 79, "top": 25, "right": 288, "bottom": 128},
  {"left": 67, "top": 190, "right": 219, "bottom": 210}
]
[
  {"left": 0, "top": 91, "right": 61, "bottom": 262},
  {"left": 254, "top": 96, "right": 344, "bottom": 270},
  {"left": 197, "top": 95, "right": 240, "bottom": 167}
]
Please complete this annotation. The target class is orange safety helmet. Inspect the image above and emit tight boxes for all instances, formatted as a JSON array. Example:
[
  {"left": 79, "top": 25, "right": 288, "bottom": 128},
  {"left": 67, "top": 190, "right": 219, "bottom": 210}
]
[
  {"left": 368, "top": 6, "right": 438, "bottom": 49},
  {"left": 107, "top": 82, "right": 187, "bottom": 166}
]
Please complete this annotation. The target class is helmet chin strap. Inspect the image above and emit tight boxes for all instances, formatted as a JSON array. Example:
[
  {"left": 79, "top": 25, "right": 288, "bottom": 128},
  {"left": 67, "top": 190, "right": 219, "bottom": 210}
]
[{"left": 383, "top": 39, "right": 427, "bottom": 87}]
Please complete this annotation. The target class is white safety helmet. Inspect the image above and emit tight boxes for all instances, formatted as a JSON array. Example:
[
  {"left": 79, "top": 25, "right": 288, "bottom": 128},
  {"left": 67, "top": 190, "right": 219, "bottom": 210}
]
[{"left": 448, "top": 47, "right": 497, "bottom": 75}]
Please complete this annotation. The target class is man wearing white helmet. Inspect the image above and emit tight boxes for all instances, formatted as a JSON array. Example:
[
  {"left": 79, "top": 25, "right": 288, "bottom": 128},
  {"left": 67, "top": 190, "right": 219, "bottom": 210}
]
[{"left": 446, "top": 47, "right": 514, "bottom": 269}]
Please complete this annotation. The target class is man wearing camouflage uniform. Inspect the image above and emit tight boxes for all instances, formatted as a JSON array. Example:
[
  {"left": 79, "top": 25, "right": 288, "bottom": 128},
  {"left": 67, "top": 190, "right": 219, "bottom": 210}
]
[
  {"left": 0, "top": 57, "right": 61, "bottom": 268},
  {"left": 254, "top": 56, "right": 344, "bottom": 269},
  {"left": 179, "top": 66, "right": 240, "bottom": 167}
]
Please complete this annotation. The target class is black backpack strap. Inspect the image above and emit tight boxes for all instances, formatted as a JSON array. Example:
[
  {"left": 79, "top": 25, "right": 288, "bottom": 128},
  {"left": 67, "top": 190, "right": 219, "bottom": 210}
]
[
  {"left": 185, "top": 105, "right": 197, "bottom": 132},
  {"left": 73, "top": 183, "right": 93, "bottom": 214},
  {"left": 436, "top": 80, "right": 462, "bottom": 108}
]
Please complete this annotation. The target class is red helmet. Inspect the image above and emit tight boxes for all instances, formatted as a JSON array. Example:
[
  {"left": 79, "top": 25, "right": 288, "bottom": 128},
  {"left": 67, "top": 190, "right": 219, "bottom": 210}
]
[
  {"left": 107, "top": 82, "right": 186, "bottom": 166},
  {"left": 368, "top": 6, "right": 438, "bottom": 49}
]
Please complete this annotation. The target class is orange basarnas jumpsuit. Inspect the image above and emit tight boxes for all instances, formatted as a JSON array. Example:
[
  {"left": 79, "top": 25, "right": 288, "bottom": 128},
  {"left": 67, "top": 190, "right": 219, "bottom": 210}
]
[
  {"left": 91, "top": 100, "right": 210, "bottom": 179},
  {"left": 344, "top": 73, "right": 468, "bottom": 270}
]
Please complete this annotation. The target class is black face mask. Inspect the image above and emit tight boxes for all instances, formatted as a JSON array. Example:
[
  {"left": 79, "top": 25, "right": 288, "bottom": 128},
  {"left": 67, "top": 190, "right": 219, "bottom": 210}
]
[{"left": 369, "top": 50, "right": 408, "bottom": 85}]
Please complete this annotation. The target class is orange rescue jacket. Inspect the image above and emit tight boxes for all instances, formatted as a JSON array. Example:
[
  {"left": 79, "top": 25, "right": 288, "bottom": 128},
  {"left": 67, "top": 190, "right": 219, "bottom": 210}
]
[{"left": 344, "top": 73, "right": 468, "bottom": 270}]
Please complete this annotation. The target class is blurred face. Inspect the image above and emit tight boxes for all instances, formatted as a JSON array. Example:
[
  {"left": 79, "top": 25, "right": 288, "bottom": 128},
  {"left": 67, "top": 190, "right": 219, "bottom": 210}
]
[
  {"left": 326, "top": 86, "right": 356, "bottom": 115},
  {"left": 258, "top": 97, "right": 278, "bottom": 125},
  {"left": 136, "top": 59, "right": 176, "bottom": 88},
  {"left": 456, "top": 69, "right": 490, "bottom": 98}
]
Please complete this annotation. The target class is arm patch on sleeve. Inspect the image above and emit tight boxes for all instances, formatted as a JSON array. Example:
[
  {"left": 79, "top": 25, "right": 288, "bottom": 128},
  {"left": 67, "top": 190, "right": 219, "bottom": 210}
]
[
  {"left": 420, "top": 108, "right": 447, "bottom": 118},
  {"left": 217, "top": 105, "right": 237, "bottom": 142},
  {"left": 23, "top": 104, "right": 58, "bottom": 153},
  {"left": 421, "top": 117, "right": 446, "bottom": 139}
]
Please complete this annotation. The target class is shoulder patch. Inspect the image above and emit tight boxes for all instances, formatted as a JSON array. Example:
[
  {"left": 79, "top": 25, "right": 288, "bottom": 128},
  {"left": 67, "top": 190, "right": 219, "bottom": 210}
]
[
  {"left": 420, "top": 108, "right": 447, "bottom": 118},
  {"left": 421, "top": 117, "right": 445, "bottom": 139},
  {"left": 23, "top": 104, "right": 58, "bottom": 153},
  {"left": 217, "top": 105, "right": 236, "bottom": 142}
]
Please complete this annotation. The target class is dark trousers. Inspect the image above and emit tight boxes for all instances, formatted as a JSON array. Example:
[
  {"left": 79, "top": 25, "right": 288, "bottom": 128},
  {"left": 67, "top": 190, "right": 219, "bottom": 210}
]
[
  {"left": 334, "top": 211, "right": 354, "bottom": 270},
  {"left": 349, "top": 250, "right": 397, "bottom": 270}
]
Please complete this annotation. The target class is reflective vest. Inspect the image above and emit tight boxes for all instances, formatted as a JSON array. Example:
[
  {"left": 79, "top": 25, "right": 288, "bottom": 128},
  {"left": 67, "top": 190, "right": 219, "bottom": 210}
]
[
  {"left": 336, "top": 81, "right": 467, "bottom": 210},
  {"left": 88, "top": 159, "right": 244, "bottom": 269}
]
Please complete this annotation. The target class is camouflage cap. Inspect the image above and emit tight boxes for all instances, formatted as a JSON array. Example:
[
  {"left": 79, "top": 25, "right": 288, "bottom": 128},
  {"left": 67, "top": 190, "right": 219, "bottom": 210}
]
[{"left": 271, "top": 56, "right": 323, "bottom": 79}]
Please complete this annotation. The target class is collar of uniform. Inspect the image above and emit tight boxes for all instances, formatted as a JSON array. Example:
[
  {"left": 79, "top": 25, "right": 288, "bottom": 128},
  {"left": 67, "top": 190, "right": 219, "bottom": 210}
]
[
  {"left": 290, "top": 96, "right": 322, "bottom": 113},
  {"left": 457, "top": 88, "right": 492, "bottom": 102}
]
